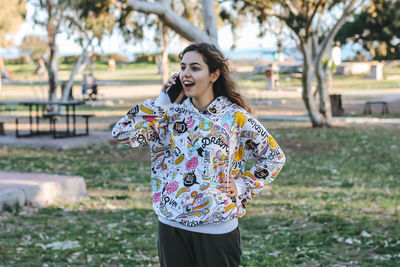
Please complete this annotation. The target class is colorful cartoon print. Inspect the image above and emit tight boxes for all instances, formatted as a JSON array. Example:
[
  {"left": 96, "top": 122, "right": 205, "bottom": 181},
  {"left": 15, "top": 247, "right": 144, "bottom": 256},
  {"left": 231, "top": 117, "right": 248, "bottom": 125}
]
[{"left": 112, "top": 96, "right": 286, "bottom": 227}]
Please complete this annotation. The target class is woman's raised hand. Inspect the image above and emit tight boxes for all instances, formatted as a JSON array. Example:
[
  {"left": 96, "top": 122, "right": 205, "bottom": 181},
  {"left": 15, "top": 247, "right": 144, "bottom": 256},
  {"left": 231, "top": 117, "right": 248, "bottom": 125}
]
[
  {"left": 161, "top": 73, "right": 179, "bottom": 93},
  {"left": 161, "top": 73, "right": 186, "bottom": 104}
]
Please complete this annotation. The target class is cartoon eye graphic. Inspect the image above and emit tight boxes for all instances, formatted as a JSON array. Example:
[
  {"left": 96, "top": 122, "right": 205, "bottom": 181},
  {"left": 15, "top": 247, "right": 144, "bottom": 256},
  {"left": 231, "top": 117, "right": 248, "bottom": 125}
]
[
  {"left": 128, "top": 105, "right": 140, "bottom": 116},
  {"left": 245, "top": 139, "right": 259, "bottom": 150},
  {"left": 136, "top": 134, "right": 146, "bottom": 145},
  {"left": 173, "top": 120, "right": 188, "bottom": 134},
  {"left": 186, "top": 205, "right": 193, "bottom": 213},
  {"left": 183, "top": 171, "right": 198, "bottom": 187},
  {"left": 174, "top": 147, "right": 181, "bottom": 157},
  {"left": 255, "top": 168, "right": 269, "bottom": 179},
  {"left": 122, "top": 120, "right": 132, "bottom": 127},
  {"left": 209, "top": 107, "right": 217, "bottom": 113}
]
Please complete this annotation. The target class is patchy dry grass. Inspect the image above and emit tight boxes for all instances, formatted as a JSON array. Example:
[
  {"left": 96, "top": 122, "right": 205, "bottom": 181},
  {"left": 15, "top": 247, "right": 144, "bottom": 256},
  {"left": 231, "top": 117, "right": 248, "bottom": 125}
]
[{"left": 0, "top": 123, "right": 399, "bottom": 266}]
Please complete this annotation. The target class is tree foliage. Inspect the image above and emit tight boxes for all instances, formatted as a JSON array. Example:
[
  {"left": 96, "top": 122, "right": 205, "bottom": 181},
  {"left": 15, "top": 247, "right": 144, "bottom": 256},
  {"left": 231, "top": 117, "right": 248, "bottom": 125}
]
[
  {"left": 335, "top": 0, "right": 400, "bottom": 60},
  {"left": 0, "top": 0, "right": 26, "bottom": 47},
  {"left": 20, "top": 35, "right": 48, "bottom": 61}
]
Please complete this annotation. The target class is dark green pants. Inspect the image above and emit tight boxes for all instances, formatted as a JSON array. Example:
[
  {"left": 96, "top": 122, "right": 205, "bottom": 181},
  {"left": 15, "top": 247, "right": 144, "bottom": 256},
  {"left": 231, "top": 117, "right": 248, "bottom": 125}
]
[{"left": 158, "top": 221, "right": 242, "bottom": 267}]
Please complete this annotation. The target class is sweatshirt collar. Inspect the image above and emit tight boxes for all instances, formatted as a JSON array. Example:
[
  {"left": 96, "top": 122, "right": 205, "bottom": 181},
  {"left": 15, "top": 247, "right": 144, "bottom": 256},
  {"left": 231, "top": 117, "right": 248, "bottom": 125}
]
[{"left": 182, "top": 96, "right": 233, "bottom": 115}]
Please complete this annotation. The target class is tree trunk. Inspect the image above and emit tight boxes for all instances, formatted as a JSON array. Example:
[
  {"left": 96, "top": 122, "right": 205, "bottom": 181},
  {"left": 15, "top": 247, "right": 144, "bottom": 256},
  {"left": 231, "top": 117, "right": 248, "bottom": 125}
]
[
  {"left": 160, "top": 23, "right": 169, "bottom": 83},
  {"left": 201, "top": 0, "right": 218, "bottom": 44},
  {"left": 311, "top": 0, "right": 358, "bottom": 125},
  {"left": 0, "top": 53, "right": 4, "bottom": 92},
  {"left": 44, "top": 4, "right": 60, "bottom": 102},
  {"left": 301, "top": 41, "right": 325, "bottom": 127},
  {"left": 45, "top": 40, "right": 59, "bottom": 101},
  {"left": 315, "top": 57, "right": 332, "bottom": 125},
  {"left": 61, "top": 49, "right": 89, "bottom": 102}
]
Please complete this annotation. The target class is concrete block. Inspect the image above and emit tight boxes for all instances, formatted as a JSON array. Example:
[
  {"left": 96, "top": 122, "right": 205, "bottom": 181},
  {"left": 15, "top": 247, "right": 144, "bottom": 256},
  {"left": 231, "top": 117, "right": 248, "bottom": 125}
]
[
  {"left": 23, "top": 177, "right": 86, "bottom": 206},
  {"left": 0, "top": 187, "right": 25, "bottom": 211},
  {"left": 0, "top": 171, "right": 87, "bottom": 212}
]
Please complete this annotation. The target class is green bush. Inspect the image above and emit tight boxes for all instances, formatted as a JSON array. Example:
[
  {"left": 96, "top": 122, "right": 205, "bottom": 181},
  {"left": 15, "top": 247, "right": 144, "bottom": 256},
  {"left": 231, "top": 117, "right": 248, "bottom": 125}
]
[{"left": 4, "top": 55, "right": 31, "bottom": 64}]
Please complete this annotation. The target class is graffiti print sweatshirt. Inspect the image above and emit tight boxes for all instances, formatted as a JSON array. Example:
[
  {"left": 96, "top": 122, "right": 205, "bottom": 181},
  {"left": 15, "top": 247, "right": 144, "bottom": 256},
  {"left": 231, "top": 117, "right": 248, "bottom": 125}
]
[{"left": 112, "top": 93, "right": 285, "bottom": 234}]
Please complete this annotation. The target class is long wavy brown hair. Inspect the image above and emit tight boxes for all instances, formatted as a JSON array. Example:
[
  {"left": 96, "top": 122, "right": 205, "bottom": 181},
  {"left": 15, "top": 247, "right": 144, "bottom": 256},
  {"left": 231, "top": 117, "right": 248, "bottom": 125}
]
[{"left": 179, "top": 42, "right": 251, "bottom": 113}]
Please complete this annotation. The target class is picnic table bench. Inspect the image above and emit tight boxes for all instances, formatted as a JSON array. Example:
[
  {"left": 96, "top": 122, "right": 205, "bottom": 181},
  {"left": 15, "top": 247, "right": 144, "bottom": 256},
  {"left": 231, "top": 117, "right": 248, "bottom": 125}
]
[
  {"left": 0, "top": 100, "right": 95, "bottom": 138},
  {"left": 363, "top": 101, "right": 389, "bottom": 115},
  {"left": 42, "top": 112, "right": 94, "bottom": 138}
]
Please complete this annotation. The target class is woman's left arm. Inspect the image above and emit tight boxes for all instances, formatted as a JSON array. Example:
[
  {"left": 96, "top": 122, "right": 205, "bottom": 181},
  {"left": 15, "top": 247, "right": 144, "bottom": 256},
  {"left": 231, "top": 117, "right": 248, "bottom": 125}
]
[{"left": 235, "top": 115, "right": 286, "bottom": 200}]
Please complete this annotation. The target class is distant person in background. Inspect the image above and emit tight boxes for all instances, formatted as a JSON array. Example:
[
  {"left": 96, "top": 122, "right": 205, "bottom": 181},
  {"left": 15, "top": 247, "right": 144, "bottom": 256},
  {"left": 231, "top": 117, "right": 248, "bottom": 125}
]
[
  {"left": 112, "top": 42, "right": 286, "bottom": 267},
  {"left": 82, "top": 74, "right": 98, "bottom": 100}
]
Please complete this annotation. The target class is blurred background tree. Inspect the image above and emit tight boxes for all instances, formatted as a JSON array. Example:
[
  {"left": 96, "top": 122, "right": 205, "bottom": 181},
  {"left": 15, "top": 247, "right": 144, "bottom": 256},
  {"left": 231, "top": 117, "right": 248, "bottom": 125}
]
[
  {"left": 0, "top": 0, "right": 26, "bottom": 91},
  {"left": 31, "top": 0, "right": 116, "bottom": 101},
  {"left": 228, "top": 0, "right": 361, "bottom": 127},
  {"left": 335, "top": 0, "right": 400, "bottom": 61},
  {"left": 60, "top": 0, "right": 116, "bottom": 101}
]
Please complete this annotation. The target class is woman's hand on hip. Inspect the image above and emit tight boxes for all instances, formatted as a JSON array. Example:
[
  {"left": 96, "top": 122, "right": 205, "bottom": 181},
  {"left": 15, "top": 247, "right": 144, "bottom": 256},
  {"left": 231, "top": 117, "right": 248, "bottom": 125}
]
[{"left": 218, "top": 176, "right": 238, "bottom": 197}]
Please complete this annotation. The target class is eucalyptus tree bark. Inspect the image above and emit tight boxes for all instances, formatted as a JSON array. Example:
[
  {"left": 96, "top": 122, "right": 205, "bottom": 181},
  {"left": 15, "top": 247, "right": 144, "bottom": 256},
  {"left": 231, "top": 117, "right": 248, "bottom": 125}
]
[
  {"left": 61, "top": 49, "right": 90, "bottom": 102},
  {"left": 43, "top": 0, "right": 64, "bottom": 102},
  {"left": 44, "top": 32, "right": 59, "bottom": 102},
  {"left": 201, "top": 0, "right": 218, "bottom": 43},
  {"left": 126, "top": 0, "right": 218, "bottom": 45},
  {"left": 300, "top": 39, "right": 323, "bottom": 126},
  {"left": 159, "top": 22, "right": 170, "bottom": 84}
]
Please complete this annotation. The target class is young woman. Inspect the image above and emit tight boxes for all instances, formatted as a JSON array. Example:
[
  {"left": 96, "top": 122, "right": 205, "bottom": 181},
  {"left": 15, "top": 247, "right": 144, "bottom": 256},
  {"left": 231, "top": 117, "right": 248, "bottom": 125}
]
[{"left": 112, "top": 42, "right": 285, "bottom": 267}]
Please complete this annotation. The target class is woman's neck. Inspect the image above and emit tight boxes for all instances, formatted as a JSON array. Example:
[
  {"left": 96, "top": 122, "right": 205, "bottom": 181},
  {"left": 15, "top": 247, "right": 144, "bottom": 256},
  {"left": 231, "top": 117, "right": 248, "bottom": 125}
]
[{"left": 191, "top": 90, "right": 215, "bottom": 111}]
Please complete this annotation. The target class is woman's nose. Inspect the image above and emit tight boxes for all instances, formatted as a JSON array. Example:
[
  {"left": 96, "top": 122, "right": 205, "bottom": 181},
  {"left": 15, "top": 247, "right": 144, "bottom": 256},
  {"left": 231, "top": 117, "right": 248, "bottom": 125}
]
[{"left": 181, "top": 68, "right": 191, "bottom": 77}]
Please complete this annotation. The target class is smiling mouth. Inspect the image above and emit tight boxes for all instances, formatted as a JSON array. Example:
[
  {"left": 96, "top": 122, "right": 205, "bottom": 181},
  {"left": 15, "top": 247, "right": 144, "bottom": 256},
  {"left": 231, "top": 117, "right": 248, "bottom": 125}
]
[{"left": 183, "top": 81, "right": 195, "bottom": 90}]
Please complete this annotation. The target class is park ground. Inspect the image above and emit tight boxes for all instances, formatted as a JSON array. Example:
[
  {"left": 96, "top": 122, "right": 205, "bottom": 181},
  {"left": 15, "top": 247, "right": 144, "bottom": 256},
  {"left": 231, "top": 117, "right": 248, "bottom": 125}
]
[{"left": 0, "top": 62, "right": 399, "bottom": 266}]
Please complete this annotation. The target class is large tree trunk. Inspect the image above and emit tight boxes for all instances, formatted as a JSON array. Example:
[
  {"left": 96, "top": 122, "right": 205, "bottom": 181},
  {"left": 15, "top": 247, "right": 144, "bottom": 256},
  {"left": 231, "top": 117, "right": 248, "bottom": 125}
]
[{"left": 301, "top": 40, "right": 325, "bottom": 127}]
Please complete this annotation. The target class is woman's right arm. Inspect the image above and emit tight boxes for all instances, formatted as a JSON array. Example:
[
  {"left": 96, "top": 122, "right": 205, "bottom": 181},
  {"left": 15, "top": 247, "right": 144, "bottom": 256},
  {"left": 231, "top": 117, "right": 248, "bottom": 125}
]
[
  {"left": 112, "top": 74, "right": 184, "bottom": 148},
  {"left": 112, "top": 92, "right": 171, "bottom": 148}
]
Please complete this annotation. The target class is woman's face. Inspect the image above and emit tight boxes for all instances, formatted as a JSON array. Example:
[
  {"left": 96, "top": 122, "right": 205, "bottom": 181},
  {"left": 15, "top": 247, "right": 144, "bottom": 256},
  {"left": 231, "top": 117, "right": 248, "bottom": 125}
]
[{"left": 179, "top": 51, "right": 219, "bottom": 100}]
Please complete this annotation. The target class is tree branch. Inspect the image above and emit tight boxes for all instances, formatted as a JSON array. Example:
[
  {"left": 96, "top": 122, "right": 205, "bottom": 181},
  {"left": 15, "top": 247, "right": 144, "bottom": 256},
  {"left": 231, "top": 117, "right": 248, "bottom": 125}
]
[
  {"left": 307, "top": 0, "right": 324, "bottom": 30},
  {"left": 317, "top": 0, "right": 359, "bottom": 61},
  {"left": 127, "top": 0, "right": 214, "bottom": 43},
  {"left": 284, "top": 0, "right": 301, "bottom": 16}
]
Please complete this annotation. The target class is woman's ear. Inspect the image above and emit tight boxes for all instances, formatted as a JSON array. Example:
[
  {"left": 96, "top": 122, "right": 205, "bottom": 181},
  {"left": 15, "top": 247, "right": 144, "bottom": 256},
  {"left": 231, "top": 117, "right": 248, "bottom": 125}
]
[{"left": 211, "top": 69, "right": 221, "bottom": 83}]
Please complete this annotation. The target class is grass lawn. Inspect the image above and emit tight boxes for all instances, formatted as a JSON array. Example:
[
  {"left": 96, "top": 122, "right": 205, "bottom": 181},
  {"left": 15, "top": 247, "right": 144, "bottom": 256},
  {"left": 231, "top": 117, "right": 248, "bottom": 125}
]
[
  {"left": 5, "top": 61, "right": 400, "bottom": 91},
  {"left": 0, "top": 122, "right": 399, "bottom": 266}
]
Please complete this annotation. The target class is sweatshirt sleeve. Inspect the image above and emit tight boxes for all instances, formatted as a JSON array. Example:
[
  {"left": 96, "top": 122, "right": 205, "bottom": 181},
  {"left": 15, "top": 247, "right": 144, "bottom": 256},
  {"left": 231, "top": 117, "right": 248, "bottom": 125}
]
[
  {"left": 112, "top": 92, "right": 171, "bottom": 147},
  {"left": 236, "top": 115, "right": 285, "bottom": 200}
]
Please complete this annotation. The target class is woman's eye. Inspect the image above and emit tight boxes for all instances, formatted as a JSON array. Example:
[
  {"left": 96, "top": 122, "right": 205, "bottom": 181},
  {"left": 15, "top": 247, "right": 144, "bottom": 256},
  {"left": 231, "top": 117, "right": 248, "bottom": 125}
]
[
  {"left": 180, "top": 66, "right": 185, "bottom": 71},
  {"left": 192, "top": 67, "right": 199, "bottom": 71}
]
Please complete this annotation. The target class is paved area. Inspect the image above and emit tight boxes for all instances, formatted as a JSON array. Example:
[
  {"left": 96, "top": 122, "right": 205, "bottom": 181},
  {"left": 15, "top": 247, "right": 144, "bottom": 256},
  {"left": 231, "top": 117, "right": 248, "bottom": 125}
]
[
  {"left": 0, "top": 171, "right": 86, "bottom": 212},
  {"left": 0, "top": 131, "right": 112, "bottom": 149}
]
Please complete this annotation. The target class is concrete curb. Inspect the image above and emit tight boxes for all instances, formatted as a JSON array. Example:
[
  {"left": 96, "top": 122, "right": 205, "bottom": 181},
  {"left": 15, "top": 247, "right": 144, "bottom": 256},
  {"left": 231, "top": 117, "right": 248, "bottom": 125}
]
[
  {"left": 0, "top": 131, "right": 111, "bottom": 150},
  {"left": 258, "top": 115, "right": 400, "bottom": 125},
  {"left": 0, "top": 171, "right": 87, "bottom": 212}
]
